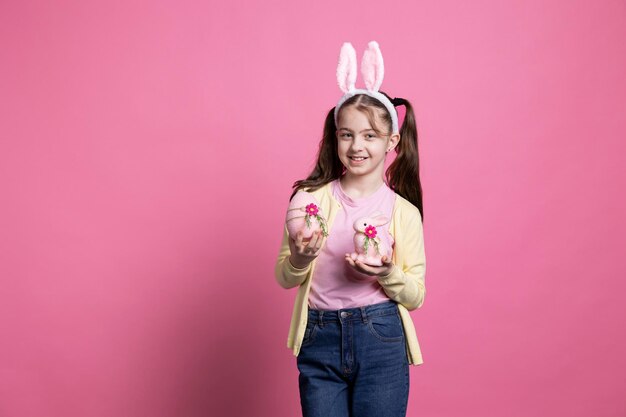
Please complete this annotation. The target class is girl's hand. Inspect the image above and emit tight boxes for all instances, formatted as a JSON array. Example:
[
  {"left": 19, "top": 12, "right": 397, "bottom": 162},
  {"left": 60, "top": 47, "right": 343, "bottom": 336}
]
[
  {"left": 344, "top": 254, "right": 395, "bottom": 278},
  {"left": 288, "top": 230, "right": 326, "bottom": 269}
]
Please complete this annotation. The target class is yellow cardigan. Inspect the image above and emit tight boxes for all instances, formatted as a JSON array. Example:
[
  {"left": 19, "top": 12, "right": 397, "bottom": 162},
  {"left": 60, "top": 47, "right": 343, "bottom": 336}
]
[{"left": 274, "top": 181, "right": 426, "bottom": 365}]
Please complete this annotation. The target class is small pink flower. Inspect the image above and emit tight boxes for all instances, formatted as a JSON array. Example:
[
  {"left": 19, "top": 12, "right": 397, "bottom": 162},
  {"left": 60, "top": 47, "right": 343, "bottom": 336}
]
[
  {"left": 364, "top": 225, "right": 377, "bottom": 238},
  {"left": 305, "top": 203, "right": 319, "bottom": 216}
]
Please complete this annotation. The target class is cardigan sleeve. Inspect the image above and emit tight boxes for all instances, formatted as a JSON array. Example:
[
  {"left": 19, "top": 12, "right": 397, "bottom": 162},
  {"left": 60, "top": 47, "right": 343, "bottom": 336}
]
[
  {"left": 376, "top": 205, "right": 426, "bottom": 311},
  {"left": 274, "top": 223, "right": 311, "bottom": 289}
]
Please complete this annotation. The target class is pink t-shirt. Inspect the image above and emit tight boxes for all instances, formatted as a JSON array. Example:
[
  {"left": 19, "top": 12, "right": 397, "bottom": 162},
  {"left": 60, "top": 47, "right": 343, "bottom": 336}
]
[{"left": 308, "top": 178, "right": 396, "bottom": 310}]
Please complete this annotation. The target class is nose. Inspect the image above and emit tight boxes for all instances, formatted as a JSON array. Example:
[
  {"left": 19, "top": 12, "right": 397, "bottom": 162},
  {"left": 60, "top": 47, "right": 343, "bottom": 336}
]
[{"left": 349, "top": 136, "right": 365, "bottom": 151}]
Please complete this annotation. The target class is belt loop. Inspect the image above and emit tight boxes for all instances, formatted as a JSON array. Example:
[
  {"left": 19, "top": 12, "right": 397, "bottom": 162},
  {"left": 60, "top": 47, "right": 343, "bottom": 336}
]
[
  {"left": 360, "top": 306, "right": 368, "bottom": 324},
  {"left": 318, "top": 311, "right": 325, "bottom": 327}
]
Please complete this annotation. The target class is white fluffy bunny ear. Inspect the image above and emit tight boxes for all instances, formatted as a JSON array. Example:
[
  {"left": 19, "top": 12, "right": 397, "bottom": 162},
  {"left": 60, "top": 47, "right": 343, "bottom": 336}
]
[
  {"left": 337, "top": 42, "right": 357, "bottom": 93},
  {"left": 372, "top": 214, "right": 390, "bottom": 226},
  {"left": 361, "top": 41, "right": 385, "bottom": 92}
]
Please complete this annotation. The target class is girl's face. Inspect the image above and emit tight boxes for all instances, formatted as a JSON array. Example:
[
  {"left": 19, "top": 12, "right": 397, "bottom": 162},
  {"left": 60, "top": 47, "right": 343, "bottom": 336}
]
[{"left": 336, "top": 106, "right": 398, "bottom": 179}]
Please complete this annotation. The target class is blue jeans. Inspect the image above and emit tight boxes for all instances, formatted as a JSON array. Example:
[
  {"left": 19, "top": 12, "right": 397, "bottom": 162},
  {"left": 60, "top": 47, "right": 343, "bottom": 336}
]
[{"left": 296, "top": 300, "right": 409, "bottom": 417}]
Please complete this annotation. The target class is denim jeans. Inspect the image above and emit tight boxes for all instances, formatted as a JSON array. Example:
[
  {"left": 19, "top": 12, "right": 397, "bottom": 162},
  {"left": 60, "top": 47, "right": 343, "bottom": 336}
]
[{"left": 296, "top": 300, "right": 409, "bottom": 417}]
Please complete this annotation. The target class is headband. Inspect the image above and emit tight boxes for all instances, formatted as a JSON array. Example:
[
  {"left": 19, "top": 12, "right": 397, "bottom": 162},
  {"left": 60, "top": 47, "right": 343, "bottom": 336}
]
[{"left": 334, "top": 41, "right": 400, "bottom": 135}]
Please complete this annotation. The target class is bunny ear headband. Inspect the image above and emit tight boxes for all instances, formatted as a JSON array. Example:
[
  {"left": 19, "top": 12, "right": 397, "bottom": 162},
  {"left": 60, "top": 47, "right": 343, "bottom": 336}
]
[{"left": 335, "top": 41, "right": 400, "bottom": 135}]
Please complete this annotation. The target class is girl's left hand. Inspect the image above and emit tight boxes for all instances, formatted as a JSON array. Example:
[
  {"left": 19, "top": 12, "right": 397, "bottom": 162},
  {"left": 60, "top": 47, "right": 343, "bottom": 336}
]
[{"left": 344, "top": 254, "right": 395, "bottom": 278}]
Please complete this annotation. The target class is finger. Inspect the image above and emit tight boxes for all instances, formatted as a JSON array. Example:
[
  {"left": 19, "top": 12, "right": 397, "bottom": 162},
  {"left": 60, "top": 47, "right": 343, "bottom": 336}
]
[
  {"left": 288, "top": 237, "right": 296, "bottom": 254},
  {"left": 355, "top": 260, "right": 375, "bottom": 275},
  {"left": 314, "top": 232, "right": 325, "bottom": 251},
  {"left": 295, "top": 231, "right": 304, "bottom": 248},
  {"left": 354, "top": 259, "right": 364, "bottom": 270},
  {"left": 309, "top": 230, "right": 324, "bottom": 252},
  {"left": 306, "top": 232, "right": 322, "bottom": 254},
  {"left": 309, "top": 230, "right": 321, "bottom": 249}
]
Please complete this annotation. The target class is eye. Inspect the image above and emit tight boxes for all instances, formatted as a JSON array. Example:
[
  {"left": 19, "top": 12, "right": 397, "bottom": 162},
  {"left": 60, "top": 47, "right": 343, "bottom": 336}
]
[{"left": 340, "top": 133, "right": 352, "bottom": 138}]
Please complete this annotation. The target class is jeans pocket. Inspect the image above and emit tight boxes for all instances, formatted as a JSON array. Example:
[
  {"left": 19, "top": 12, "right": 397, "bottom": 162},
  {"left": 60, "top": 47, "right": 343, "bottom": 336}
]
[
  {"left": 366, "top": 312, "right": 404, "bottom": 343},
  {"left": 300, "top": 321, "right": 318, "bottom": 347}
]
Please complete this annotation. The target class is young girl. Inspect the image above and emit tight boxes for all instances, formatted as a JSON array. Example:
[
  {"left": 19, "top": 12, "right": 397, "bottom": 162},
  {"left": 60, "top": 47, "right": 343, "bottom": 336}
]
[{"left": 274, "top": 41, "right": 426, "bottom": 417}]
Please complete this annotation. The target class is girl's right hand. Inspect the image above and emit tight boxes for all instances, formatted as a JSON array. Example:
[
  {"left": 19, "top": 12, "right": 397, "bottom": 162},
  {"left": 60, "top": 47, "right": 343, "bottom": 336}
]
[{"left": 288, "top": 230, "right": 326, "bottom": 269}]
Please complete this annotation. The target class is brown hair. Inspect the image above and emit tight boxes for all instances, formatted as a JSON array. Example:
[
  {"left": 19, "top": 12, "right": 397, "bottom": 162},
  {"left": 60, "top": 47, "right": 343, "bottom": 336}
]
[{"left": 290, "top": 92, "right": 424, "bottom": 222}]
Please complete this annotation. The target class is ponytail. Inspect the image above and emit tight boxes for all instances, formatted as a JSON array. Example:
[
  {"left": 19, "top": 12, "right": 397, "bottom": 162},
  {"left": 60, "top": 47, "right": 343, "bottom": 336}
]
[{"left": 385, "top": 97, "right": 424, "bottom": 222}]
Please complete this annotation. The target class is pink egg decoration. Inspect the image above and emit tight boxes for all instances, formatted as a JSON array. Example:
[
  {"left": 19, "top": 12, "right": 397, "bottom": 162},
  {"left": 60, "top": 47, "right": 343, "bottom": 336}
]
[
  {"left": 350, "top": 211, "right": 393, "bottom": 266},
  {"left": 285, "top": 191, "right": 329, "bottom": 241}
]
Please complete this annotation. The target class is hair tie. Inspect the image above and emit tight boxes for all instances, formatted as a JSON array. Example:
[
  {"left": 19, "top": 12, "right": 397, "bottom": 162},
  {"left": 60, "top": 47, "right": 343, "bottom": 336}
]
[
  {"left": 391, "top": 97, "right": 404, "bottom": 107},
  {"left": 334, "top": 41, "right": 399, "bottom": 134}
]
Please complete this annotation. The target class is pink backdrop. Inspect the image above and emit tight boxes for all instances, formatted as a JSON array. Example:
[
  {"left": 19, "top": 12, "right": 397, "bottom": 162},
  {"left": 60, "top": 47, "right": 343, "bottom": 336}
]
[{"left": 1, "top": 0, "right": 625, "bottom": 416}]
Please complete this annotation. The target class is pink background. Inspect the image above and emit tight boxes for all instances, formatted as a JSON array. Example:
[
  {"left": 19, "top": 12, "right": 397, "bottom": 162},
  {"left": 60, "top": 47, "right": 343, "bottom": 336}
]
[{"left": 1, "top": 0, "right": 625, "bottom": 416}]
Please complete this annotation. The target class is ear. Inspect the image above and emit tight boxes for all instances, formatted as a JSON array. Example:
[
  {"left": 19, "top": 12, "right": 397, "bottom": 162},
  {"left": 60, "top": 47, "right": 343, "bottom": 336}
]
[
  {"left": 372, "top": 214, "right": 390, "bottom": 227},
  {"left": 337, "top": 42, "right": 357, "bottom": 93},
  {"left": 361, "top": 41, "right": 384, "bottom": 92},
  {"left": 387, "top": 133, "right": 400, "bottom": 153}
]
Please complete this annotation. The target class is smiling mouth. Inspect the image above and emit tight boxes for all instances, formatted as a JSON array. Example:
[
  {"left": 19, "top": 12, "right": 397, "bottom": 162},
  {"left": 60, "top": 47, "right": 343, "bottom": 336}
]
[{"left": 349, "top": 156, "right": 368, "bottom": 161}]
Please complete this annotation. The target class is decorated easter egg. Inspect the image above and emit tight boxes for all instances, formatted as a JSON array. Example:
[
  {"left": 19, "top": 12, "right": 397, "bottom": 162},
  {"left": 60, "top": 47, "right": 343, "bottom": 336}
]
[{"left": 285, "top": 191, "right": 329, "bottom": 241}]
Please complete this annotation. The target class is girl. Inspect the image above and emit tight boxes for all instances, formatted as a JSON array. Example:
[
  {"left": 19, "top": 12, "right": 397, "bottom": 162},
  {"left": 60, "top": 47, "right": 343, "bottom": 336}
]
[{"left": 274, "top": 41, "right": 426, "bottom": 417}]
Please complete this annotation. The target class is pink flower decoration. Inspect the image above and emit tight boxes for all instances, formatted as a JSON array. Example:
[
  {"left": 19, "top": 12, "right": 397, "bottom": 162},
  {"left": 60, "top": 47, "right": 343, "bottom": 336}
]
[
  {"left": 305, "top": 203, "right": 319, "bottom": 216},
  {"left": 364, "top": 225, "right": 377, "bottom": 238}
]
